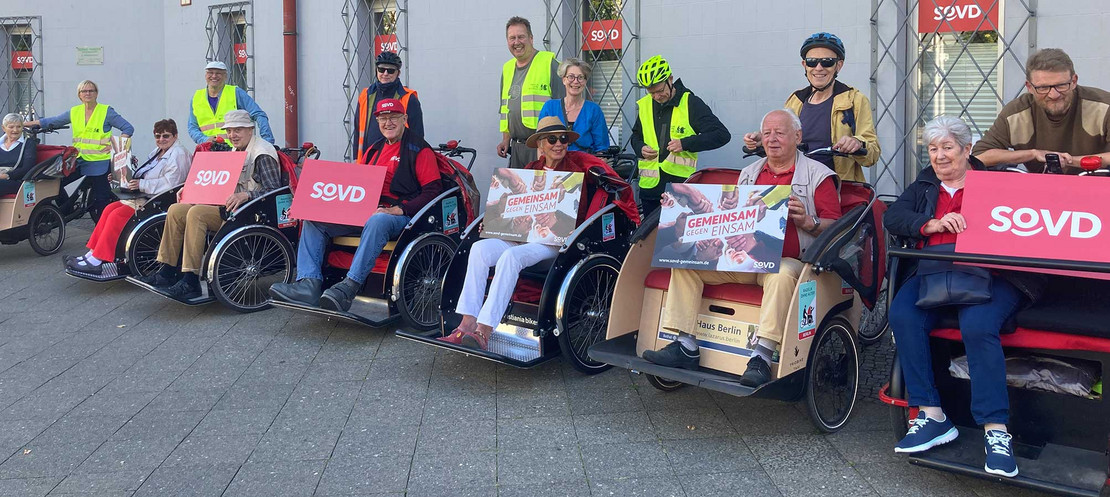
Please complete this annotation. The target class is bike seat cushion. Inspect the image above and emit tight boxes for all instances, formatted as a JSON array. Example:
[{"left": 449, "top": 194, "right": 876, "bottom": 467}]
[{"left": 644, "top": 269, "right": 763, "bottom": 306}]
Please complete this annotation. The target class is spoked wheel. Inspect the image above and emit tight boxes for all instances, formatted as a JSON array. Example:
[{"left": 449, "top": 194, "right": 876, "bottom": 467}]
[
  {"left": 126, "top": 215, "right": 166, "bottom": 278},
  {"left": 646, "top": 374, "right": 685, "bottom": 392},
  {"left": 857, "top": 282, "right": 889, "bottom": 345},
  {"left": 396, "top": 234, "right": 456, "bottom": 331},
  {"left": 556, "top": 256, "right": 619, "bottom": 375},
  {"left": 28, "top": 203, "right": 65, "bottom": 256},
  {"left": 210, "top": 227, "right": 293, "bottom": 313},
  {"left": 804, "top": 316, "right": 859, "bottom": 433}
]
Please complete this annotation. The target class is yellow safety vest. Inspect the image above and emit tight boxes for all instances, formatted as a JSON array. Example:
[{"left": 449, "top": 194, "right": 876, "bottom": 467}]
[
  {"left": 191, "top": 85, "right": 239, "bottom": 139},
  {"left": 499, "top": 51, "right": 556, "bottom": 133},
  {"left": 69, "top": 104, "right": 111, "bottom": 161},
  {"left": 637, "top": 92, "right": 697, "bottom": 189}
]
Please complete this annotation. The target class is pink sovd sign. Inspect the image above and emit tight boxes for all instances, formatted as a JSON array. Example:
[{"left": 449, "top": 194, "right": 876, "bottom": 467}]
[
  {"left": 180, "top": 151, "right": 247, "bottom": 205},
  {"left": 289, "top": 159, "right": 387, "bottom": 227}
]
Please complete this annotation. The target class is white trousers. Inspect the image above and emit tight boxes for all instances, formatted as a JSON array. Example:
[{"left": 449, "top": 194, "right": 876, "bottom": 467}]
[{"left": 456, "top": 238, "right": 560, "bottom": 328}]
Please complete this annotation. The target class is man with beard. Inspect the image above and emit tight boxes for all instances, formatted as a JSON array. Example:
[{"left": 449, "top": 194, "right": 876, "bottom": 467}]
[
  {"left": 496, "top": 16, "right": 564, "bottom": 169},
  {"left": 973, "top": 48, "right": 1110, "bottom": 173}
]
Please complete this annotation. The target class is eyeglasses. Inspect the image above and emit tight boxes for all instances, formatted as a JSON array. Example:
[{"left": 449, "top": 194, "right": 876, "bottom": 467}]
[
  {"left": 804, "top": 57, "right": 839, "bottom": 68},
  {"left": 376, "top": 66, "right": 397, "bottom": 75},
  {"left": 564, "top": 74, "right": 587, "bottom": 82},
  {"left": 1030, "top": 81, "right": 1073, "bottom": 95},
  {"left": 154, "top": 133, "right": 174, "bottom": 139},
  {"left": 79, "top": 89, "right": 98, "bottom": 94},
  {"left": 376, "top": 114, "right": 404, "bottom": 123},
  {"left": 544, "top": 134, "right": 570, "bottom": 145}
]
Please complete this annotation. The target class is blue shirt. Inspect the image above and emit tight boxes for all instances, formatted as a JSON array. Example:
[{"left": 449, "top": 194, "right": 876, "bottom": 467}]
[
  {"left": 187, "top": 86, "right": 274, "bottom": 145},
  {"left": 538, "top": 99, "right": 610, "bottom": 153},
  {"left": 40, "top": 106, "right": 135, "bottom": 175}
]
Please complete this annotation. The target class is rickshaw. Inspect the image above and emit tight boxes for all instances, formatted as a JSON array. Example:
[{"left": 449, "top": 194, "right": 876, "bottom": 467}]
[
  {"left": 65, "top": 141, "right": 319, "bottom": 283},
  {"left": 123, "top": 141, "right": 312, "bottom": 313},
  {"left": 0, "top": 126, "right": 82, "bottom": 255},
  {"left": 588, "top": 165, "right": 888, "bottom": 431},
  {"left": 269, "top": 141, "right": 481, "bottom": 331},
  {"left": 878, "top": 162, "right": 1110, "bottom": 496},
  {"left": 396, "top": 158, "right": 642, "bottom": 374}
]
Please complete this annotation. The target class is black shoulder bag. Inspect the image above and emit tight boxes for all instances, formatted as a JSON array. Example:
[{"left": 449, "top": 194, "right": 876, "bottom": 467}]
[{"left": 915, "top": 243, "right": 992, "bottom": 309}]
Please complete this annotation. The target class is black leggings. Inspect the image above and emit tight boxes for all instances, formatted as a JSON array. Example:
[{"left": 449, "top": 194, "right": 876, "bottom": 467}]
[{"left": 61, "top": 172, "right": 111, "bottom": 223}]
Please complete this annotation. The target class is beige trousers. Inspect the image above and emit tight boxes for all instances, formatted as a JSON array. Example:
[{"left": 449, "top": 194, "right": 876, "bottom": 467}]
[
  {"left": 156, "top": 204, "right": 224, "bottom": 274},
  {"left": 661, "top": 258, "right": 804, "bottom": 345}
]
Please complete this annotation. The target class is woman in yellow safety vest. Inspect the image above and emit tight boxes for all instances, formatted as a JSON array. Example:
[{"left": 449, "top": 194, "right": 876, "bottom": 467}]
[{"left": 26, "top": 80, "right": 134, "bottom": 222}]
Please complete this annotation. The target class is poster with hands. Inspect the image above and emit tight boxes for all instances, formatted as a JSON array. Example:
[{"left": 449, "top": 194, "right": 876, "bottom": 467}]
[
  {"left": 653, "top": 183, "right": 790, "bottom": 273},
  {"left": 481, "top": 168, "right": 584, "bottom": 246}
]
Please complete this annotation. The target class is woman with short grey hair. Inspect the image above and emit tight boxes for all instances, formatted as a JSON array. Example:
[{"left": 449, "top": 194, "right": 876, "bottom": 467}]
[
  {"left": 921, "top": 115, "right": 974, "bottom": 151},
  {"left": 0, "top": 112, "right": 36, "bottom": 195},
  {"left": 538, "top": 57, "right": 610, "bottom": 153}
]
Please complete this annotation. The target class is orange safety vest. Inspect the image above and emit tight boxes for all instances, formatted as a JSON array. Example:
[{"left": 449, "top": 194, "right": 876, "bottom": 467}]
[{"left": 357, "top": 86, "right": 417, "bottom": 155}]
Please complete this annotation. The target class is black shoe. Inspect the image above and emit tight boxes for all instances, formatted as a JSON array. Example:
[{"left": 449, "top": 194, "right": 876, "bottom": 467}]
[
  {"left": 740, "top": 356, "right": 772, "bottom": 387},
  {"left": 642, "top": 340, "right": 700, "bottom": 370},
  {"left": 138, "top": 271, "right": 176, "bottom": 288},
  {"left": 269, "top": 278, "right": 323, "bottom": 306},
  {"left": 164, "top": 277, "right": 201, "bottom": 300},
  {"left": 320, "top": 277, "right": 360, "bottom": 313}
]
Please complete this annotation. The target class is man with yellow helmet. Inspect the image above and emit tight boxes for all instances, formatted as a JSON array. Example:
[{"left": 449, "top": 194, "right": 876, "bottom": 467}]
[{"left": 632, "top": 55, "right": 730, "bottom": 213}]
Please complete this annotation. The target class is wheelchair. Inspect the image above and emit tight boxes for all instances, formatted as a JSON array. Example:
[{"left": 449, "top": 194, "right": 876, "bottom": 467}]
[
  {"left": 396, "top": 160, "right": 641, "bottom": 375},
  {"left": 123, "top": 141, "right": 316, "bottom": 313},
  {"left": 66, "top": 141, "right": 319, "bottom": 283},
  {"left": 588, "top": 167, "right": 888, "bottom": 432},
  {"left": 0, "top": 128, "right": 81, "bottom": 255},
  {"left": 878, "top": 170, "right": 1110, "bottom": 496},
  {"left": 269, "top": 141, "right": 481, "bottom": 331}
]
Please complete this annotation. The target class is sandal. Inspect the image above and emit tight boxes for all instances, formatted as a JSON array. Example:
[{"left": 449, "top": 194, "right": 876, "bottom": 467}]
[
  {"left": 437, "top": 329, "right": 466, "bottom": 345},
  {"left": 460, "top": 330, "right": 490, "bottom": 351}
]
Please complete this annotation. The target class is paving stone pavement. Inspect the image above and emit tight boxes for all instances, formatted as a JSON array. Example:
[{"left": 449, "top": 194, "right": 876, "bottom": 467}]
[{"left": 0, "top": 220, "right": 1051, "bottom": 496}]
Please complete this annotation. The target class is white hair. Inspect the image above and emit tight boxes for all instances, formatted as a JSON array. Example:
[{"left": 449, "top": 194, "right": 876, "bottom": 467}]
[
  {"left": 761, "top": 108, "right": 802, "bottom": 132},
  {"left": 922, "top": 115, "right": 973, "bottom": 149},
  {"left": 2, "top": 113, "right": 22, "bottom": 128}
]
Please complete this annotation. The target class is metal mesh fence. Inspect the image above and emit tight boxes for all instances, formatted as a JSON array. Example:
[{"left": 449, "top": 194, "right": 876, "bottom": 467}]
[
  {"left": 0, "top": 16, "right": 43, "bottom": 120},
  {"left": 206, "top": 2, "right": 255, "bottom": 95},
  {"left": 341, "top": 0, "right": 408, "bottom": 161}
]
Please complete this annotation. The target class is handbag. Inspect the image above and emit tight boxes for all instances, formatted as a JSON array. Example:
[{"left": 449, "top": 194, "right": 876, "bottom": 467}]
[{"left": 915, "top": 243, "right": 992, "bottom": 309}]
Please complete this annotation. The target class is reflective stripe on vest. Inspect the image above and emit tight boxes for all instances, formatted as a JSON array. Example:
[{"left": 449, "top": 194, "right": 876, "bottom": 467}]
[
  {"left": 637, "top": 92, "right": 697, "bottom": 189},
  {"left": 191, "top": 85, "right": 238, "bottom": 139},
  {"left": 69, "top": 104, "right": 111, "bottom": 161},
  {"left": 357, "top": 86, "right": 417, "bottom": 154},
  {"left": 499, "top": 51, "right": 556, "bottom": 133}
]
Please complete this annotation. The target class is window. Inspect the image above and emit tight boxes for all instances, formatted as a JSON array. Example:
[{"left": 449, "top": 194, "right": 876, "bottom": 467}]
[
  {"left": 341, "top": 0, "right": 407, "bottom": 161},
  {"left": 206, "top": 2, "right": 254, "bottom": 95},
  {"left": 0, "top": 17, "right": 41, "bottom": 119}
]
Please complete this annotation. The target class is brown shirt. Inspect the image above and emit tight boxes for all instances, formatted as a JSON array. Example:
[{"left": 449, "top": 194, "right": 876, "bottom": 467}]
[{"left": 972, "top": 85, "right": 1110, "bottom": 172}]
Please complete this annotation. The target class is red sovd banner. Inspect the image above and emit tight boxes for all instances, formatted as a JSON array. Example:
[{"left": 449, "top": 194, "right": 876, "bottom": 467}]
[
  {"left": 289, "top": 159, "right": 386, "bottom": 227},
  {"left": 180, "top": 151, "right": 246, "bottom": 206},
  {"left": 581, "top": 20, "right": 622, "bottom": 51},
  {"left": 374, "top": 35, "right": 399, "bottom": 58},
  {"left": 956, "top": 170, "right": 1110, "bottom": 278},
  {"left": 11, "top": 51, "right": 33, "bottom": 70},
  {"left": 233, "top": 43, "right": 248, "bottom": 64},
  {"left": 918, "top": 0, "right": 999, "bottom": 33}
]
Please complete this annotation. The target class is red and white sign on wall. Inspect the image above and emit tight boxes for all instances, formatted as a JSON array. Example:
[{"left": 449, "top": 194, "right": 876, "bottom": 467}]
[
  {"left": 581, "top": 20, "right": 622, "bottom": 51},
  {"left": 233, "top": 43, "right": 248, "bottom": 64},
  {"left": 374, "top": 34, "right": 399, "bottom": 58},
  {"left": 10, "top": 51, "right": 33, "bottom": 70},
  {"left": 918, "top": 0, "right": 999, "bottom": 33},
  {"left": 956, "top": 170, "right": 1110, "bottom": 278}
]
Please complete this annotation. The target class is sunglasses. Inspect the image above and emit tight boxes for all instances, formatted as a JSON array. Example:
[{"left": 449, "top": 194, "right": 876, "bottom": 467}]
[
  {"left": 376, "top": 66, "right": 398, "bottom": 74},
  {"left": 154, "top": 133, "right": 174, "bottom": 139},
  {"left": 804, "top": 57, "right": 839, "bottom": 68},
  {"left": 545, "top": 134, "right": 570, "bottom": 145}
]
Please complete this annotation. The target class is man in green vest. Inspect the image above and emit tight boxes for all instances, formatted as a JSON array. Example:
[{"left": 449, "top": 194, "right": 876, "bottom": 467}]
[
  {"left": 496, "top": 16, "right": 564, "bottom": 169},
  {"left": 632, "top": 55, "right": 731, "bottom": 214},
  {"left": 187, "top": 61, "right": 274, "bottom": 146}
]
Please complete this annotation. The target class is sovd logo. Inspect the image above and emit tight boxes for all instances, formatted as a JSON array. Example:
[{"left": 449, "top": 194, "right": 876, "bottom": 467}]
[
  {"left": 933, "top": 4, "right": 984, "bottom": 21},
  {"left": 194, "top": 170, "right": 232, "bottom": 186},
  {"left": 310, "top": 182, "right": 366, "bottom": 203},
  {"left": 988, "top": 206, "right": 1102, "bottom": 239}
]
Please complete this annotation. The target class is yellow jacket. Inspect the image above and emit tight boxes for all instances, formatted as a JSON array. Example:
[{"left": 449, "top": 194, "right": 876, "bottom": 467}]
[{"left": 785, "top": 81, "right": 880, "bottom": 182}]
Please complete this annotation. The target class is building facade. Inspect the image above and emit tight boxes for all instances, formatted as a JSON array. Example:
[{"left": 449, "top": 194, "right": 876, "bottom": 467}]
[{"left": 2, "top": 0, "right": 1107, "bottom": 192}]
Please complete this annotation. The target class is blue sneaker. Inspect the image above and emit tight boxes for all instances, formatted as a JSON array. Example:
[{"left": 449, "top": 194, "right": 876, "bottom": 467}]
[
  {"left": 984, "top": 430, "right": 1018, "bottom": 477},
  {"left": 894, "top": 411, "right": 958, "bottom": 453}
]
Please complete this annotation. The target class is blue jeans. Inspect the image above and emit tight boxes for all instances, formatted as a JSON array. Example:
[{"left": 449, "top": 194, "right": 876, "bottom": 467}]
[
  {"left": 890, "top": 273, "right": 1024, "bottom": 426},
  {"left": 295, "top": 214, "right": 410, "bottom": 284}
]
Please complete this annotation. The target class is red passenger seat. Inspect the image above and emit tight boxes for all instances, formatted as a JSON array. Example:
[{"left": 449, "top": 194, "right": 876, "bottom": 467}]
[{"left": 644, "top": 269, "right": 763, "bottom": 306}]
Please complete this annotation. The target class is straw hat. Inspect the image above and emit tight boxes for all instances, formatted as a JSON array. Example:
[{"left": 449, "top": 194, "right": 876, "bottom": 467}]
[{"left": 525, "top": 116, "right": 580, "bottom": 148}]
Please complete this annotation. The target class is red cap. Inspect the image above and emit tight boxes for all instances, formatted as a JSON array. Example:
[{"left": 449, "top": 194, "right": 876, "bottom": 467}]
[{"left": 374, "top": 98, "right": 405, "bottom": 116}]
